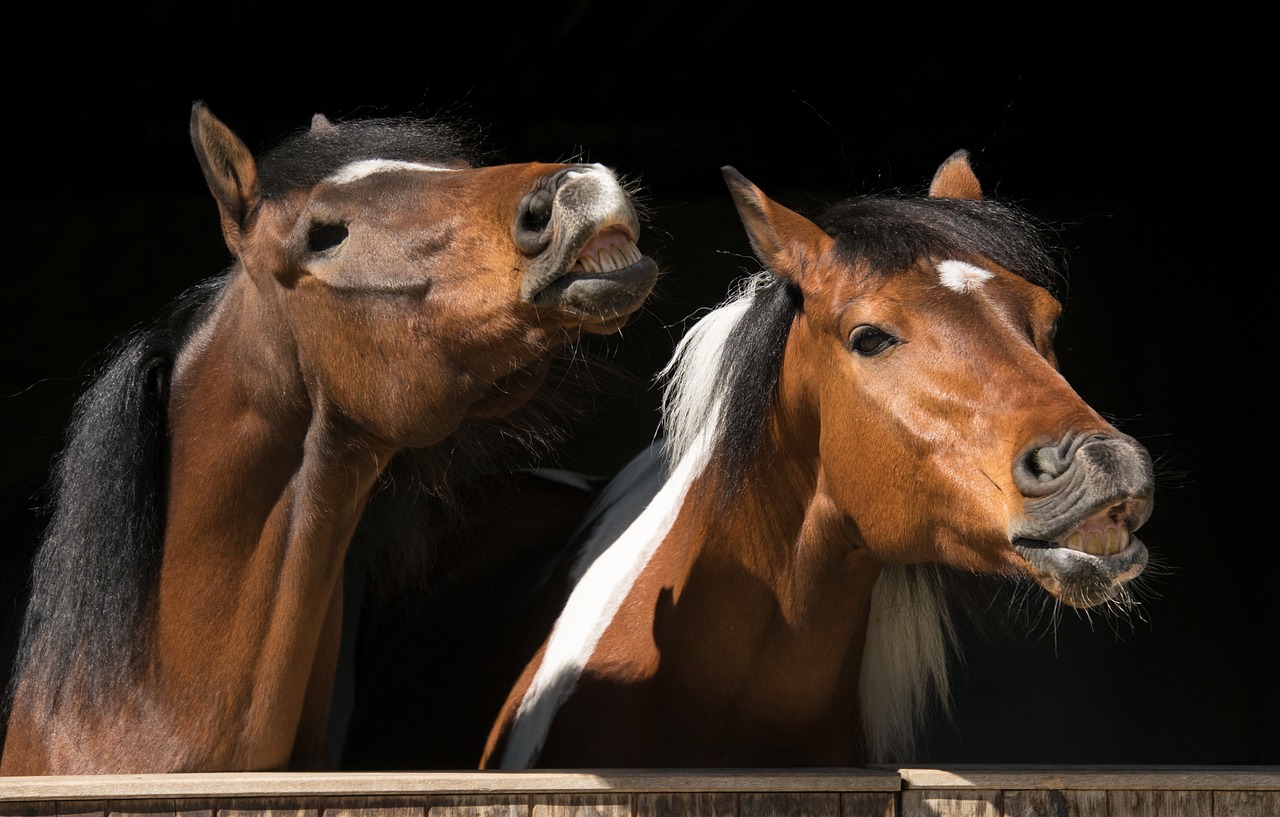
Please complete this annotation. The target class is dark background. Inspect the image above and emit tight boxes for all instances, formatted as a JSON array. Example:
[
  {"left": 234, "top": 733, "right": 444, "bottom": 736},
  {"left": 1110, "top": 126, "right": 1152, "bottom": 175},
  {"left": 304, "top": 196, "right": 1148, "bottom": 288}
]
[{"left": 1, "top": 2, "right": 1271, "bottom": 765}]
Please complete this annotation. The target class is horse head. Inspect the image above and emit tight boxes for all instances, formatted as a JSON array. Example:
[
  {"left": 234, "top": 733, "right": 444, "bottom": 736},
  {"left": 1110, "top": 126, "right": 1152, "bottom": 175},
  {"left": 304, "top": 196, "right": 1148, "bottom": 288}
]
[
  {"left": 721, "top": 153, "right": 1153, "bottom": 610},
  {"left": 189, "top": 101, "right": 659, "bottom": 450}
]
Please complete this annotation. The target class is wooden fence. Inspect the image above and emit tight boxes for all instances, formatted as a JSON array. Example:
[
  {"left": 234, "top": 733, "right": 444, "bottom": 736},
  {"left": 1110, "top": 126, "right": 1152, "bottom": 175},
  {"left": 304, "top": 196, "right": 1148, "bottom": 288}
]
[{"left": 0, "top": 766, "right": 1276, "bottom": 817}]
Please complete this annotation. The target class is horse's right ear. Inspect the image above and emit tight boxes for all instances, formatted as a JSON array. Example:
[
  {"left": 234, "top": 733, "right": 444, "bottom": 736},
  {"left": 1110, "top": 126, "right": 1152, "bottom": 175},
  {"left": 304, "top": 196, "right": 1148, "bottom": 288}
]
[
  {"left": 928, "top": 150, "right": 984, "bottom": 200},
  {"left": 721, "top": 166, "right": 833, "bottom": 286},
  {"left": 190, "top": 100, "right": 261, "bottom": 258}
]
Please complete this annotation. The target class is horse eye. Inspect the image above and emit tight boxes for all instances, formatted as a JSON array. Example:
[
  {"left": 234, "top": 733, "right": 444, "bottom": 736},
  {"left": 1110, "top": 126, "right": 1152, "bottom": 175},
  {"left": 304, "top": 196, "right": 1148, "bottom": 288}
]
[
  {"left": 849, "top": 326, "right": 897, "bottom": 356},
  {"left": 307, "top": 222, "right": 349, "bottom": 253}
]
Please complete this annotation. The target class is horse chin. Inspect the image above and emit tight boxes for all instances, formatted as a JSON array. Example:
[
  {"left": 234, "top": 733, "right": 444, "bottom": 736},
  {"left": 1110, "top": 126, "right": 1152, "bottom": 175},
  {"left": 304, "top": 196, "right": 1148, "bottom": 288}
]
[
  {"left": 1014, "top": 535, "right": 1149, "bottom": 609},
  {"left": 531, "top": 256, "right": 659, "bottom": 333}
]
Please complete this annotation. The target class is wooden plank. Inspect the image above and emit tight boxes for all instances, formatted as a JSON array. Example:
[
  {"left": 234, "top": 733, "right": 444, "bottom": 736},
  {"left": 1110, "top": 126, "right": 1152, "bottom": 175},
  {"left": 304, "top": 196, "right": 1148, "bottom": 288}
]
[
  {"left": 1003, "top": 790, "right": 1106, "bottom": 817},
  {"left": 839, "top": 793, "right": 894, "bottom": 817},
  {"left": 900, "top": 789, "right": 998, "bottom": 817},
  {"left": 217, "top": 797, "right": 321, "bottom": 817},
  {"left": 633, "top": 792, "right": 735, "bottom": 817},
  {"left": 529, "top": 794, "right": 629, "bottom": 817},
  {"left": 426, "top": 796, "right": 526, "bottom": 817},
  {"left": 174, "top": 800, "right": 216, "bottom": 817},
  {"left": 320, "top": 796, "right": 424, "bottom": 817},
  {"left": 1213, "top": 790, "right": 1280, "bottom": 817},
  {"left": 738, "top": 793, "right": 839, "bottom": 817},
  {"left": 0, "top": 771, "right": 899, "bottom": 802},
  {"left": 0, "top": 802, "right": 58, "bottom": 817},
  {"left": 108, "top": 798, "right": 192, "bottom": 817},
  {"left": 894, "top": 766, "right": 1280, "bottom": 792},
  {"left": 46, "top": 800, "right": 106, "bottom": 817},
  {"left": 1107, "top": 790, "right": 1212, "bottom": 817}
]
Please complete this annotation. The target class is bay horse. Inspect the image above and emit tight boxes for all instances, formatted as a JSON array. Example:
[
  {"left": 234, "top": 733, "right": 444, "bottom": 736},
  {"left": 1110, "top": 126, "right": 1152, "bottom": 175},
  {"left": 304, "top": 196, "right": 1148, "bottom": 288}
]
[
  {"left": 477, "top": 151, "right": 1155, "bottom": 768},
  {"left": 0, "top": 101, "right": 658, "bottom": 775}
]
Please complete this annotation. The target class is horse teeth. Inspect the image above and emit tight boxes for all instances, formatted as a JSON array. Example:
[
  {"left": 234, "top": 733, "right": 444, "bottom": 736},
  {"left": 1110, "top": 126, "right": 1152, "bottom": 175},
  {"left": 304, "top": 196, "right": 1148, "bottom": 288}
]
[
  {"left": 572, "top": 233, "right": 642, "bottom": 276},
  {"left": 1086, "top": 530, "right": 1104, "bottom": 555},
  {"left": 1062, "top": 526, "right": 1129, "bottom": 556},
  {"left": 608, "top": 246, "right": 626, "bottom": 271}
]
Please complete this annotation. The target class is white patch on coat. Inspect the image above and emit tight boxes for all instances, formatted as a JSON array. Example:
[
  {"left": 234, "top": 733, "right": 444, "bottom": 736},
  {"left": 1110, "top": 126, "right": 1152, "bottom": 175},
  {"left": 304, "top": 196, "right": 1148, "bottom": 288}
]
[
  {"left": 325, "top": 159, "right": 460, "bottom": 185},
  {"left": 937, "top": 259, "right": 994, "bottom": 292}
]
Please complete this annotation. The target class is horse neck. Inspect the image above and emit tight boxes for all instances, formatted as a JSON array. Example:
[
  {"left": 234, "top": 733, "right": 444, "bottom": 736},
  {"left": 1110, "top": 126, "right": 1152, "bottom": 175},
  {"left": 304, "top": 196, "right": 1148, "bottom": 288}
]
[
  {"left": 669, "top": 406, "right": 885, "bottom": 687},
  {"left": 135, "top": 276, "right": 383, "bottom": 769}
]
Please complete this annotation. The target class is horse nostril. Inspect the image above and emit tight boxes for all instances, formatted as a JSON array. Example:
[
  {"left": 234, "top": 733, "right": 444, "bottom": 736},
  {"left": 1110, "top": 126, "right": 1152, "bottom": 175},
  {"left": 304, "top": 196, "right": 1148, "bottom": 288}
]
[
  {"left": 515, "top": 188, "right": 554, "bottom": 252},
  {"left": 1024, "top": 444, "right": 1067, "bottom": 482},
  {"left": 521, "top": 198, "right": 552, "bottom": 234},
  {"left": 1014, "top": 432, "right": 1118, "bottom": 496},
  {"left": 1014, "top": 434, "right": 1081, "bottom": 493}
]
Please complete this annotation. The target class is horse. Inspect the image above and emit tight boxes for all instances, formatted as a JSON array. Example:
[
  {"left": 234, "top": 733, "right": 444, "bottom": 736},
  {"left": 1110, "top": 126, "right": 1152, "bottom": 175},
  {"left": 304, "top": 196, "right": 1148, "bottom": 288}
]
[
  {"left": 0, "top": 100, "right": 659, "bottom": 775},
  {"left": 466, "top": 150, "right": 1156, "bottom": 769}
]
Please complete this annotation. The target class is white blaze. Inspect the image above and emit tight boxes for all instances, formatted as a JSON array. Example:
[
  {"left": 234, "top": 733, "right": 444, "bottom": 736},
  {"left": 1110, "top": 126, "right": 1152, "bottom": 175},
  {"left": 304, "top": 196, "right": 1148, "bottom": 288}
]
[{"left": 324, "top": 159, "right": 461, "bottom": 185}]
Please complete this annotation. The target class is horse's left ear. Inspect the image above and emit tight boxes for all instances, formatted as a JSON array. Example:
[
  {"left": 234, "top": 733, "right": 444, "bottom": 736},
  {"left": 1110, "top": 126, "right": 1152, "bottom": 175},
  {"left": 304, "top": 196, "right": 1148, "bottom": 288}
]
[
  {"left": 190, "top": 100, "right": 261, "bottom": 259},
  {"left": 928, "top": 150, "right": 984, "bottom": 200},
  {"left": 310, "top": 113, "right": 337, "bottom": 134},
  {"left": 722, "top": 166, "right": 834, "bottom": 285}
]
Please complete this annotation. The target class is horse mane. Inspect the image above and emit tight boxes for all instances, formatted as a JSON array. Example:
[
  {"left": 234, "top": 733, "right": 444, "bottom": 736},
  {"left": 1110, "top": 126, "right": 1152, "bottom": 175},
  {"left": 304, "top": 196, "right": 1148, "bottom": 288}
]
[
  {"left": 256, "top": 115, "right": 490, "bottom": 198},
  {"left": 9, "top": 277, "right": 221, "bottom": 716},
  {"left": 657, "top": 190, "right": 1064, "bottom": 763}
]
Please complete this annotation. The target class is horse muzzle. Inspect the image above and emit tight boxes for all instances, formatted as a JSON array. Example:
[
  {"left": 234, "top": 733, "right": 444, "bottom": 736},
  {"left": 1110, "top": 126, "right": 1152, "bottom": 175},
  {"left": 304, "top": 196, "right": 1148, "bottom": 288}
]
[
  {"left": 1009, "top": 431, "right": 1155, "bottom": 608},
  {"left": 517, "top": 164, "right": 659, "bottom": 332}
]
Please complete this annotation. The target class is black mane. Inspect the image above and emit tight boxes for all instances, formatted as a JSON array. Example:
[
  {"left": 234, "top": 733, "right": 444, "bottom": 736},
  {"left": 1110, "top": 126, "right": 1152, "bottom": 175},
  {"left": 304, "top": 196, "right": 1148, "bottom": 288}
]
[
  {"left": 258, "top": 116, "right": 489, "bottom": 199},
  {"left": 818, "top": 194, "right": 1062, "bottom": 295},
  {"left": 7, "top": 277, "right": 222, "bottom": 716}
]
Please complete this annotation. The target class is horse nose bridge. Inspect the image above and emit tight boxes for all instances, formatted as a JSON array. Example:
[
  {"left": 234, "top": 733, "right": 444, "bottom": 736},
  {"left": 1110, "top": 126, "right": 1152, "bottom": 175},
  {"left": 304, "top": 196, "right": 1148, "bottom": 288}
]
[{"left": 554, "top": 163, "right": 636, "bottom": 230}]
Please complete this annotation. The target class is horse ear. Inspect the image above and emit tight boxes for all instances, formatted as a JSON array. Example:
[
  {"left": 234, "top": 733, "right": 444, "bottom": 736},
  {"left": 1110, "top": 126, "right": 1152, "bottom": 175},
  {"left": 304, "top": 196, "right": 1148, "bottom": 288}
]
[
  {"left": 928, "top": 150, "right": 984, "bottom": 200},
  {"left": 310, "top": 113, "right": 337, "bottom": 134},
  {"left": 721, "top": 166, "right": 833, "bottom": 285},
  {"left": 189, "top": 100, "right": 261, "bottom": 257}
]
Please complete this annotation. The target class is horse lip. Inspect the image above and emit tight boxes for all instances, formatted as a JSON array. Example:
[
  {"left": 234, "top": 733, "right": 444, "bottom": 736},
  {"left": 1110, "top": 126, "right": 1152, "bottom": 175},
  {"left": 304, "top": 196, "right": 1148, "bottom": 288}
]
[
  {"left": 1012, "top": 533, "right": 1149, "bottom": 609},
  {"left": 531, "top": 255, "right": 659, "bottom": 321},
  {"left": 526, "top": 225, "right": 658, "bottom": 320}
]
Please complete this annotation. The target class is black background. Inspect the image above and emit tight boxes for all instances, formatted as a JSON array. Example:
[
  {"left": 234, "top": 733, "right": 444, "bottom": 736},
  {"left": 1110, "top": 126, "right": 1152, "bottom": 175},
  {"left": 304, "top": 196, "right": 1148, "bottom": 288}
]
[{"left": 0, "top": 2, "right": 1271, "bottom": 765}]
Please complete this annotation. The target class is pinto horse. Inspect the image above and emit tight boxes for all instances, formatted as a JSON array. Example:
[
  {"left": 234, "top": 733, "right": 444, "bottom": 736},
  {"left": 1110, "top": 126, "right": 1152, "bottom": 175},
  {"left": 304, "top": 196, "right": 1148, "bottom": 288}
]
[
  {"left": 476, "top": 151, "right": 1155, "bottom": 768},
  {"left": 0, "top": 101, "right": 658, "bottom": 775}
]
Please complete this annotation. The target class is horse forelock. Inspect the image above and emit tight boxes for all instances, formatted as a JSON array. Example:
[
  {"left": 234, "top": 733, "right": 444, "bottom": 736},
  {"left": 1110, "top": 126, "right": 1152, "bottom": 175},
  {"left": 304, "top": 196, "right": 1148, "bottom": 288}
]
[
  {"left": 8, "top": 278, "right": 223, "bottom": 718},
  {"left": 257, "top": 116, "right": 488, "bottom": 199},
  {"left": 817, "top": 195, "right": 1064, "bottom": 298}
]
